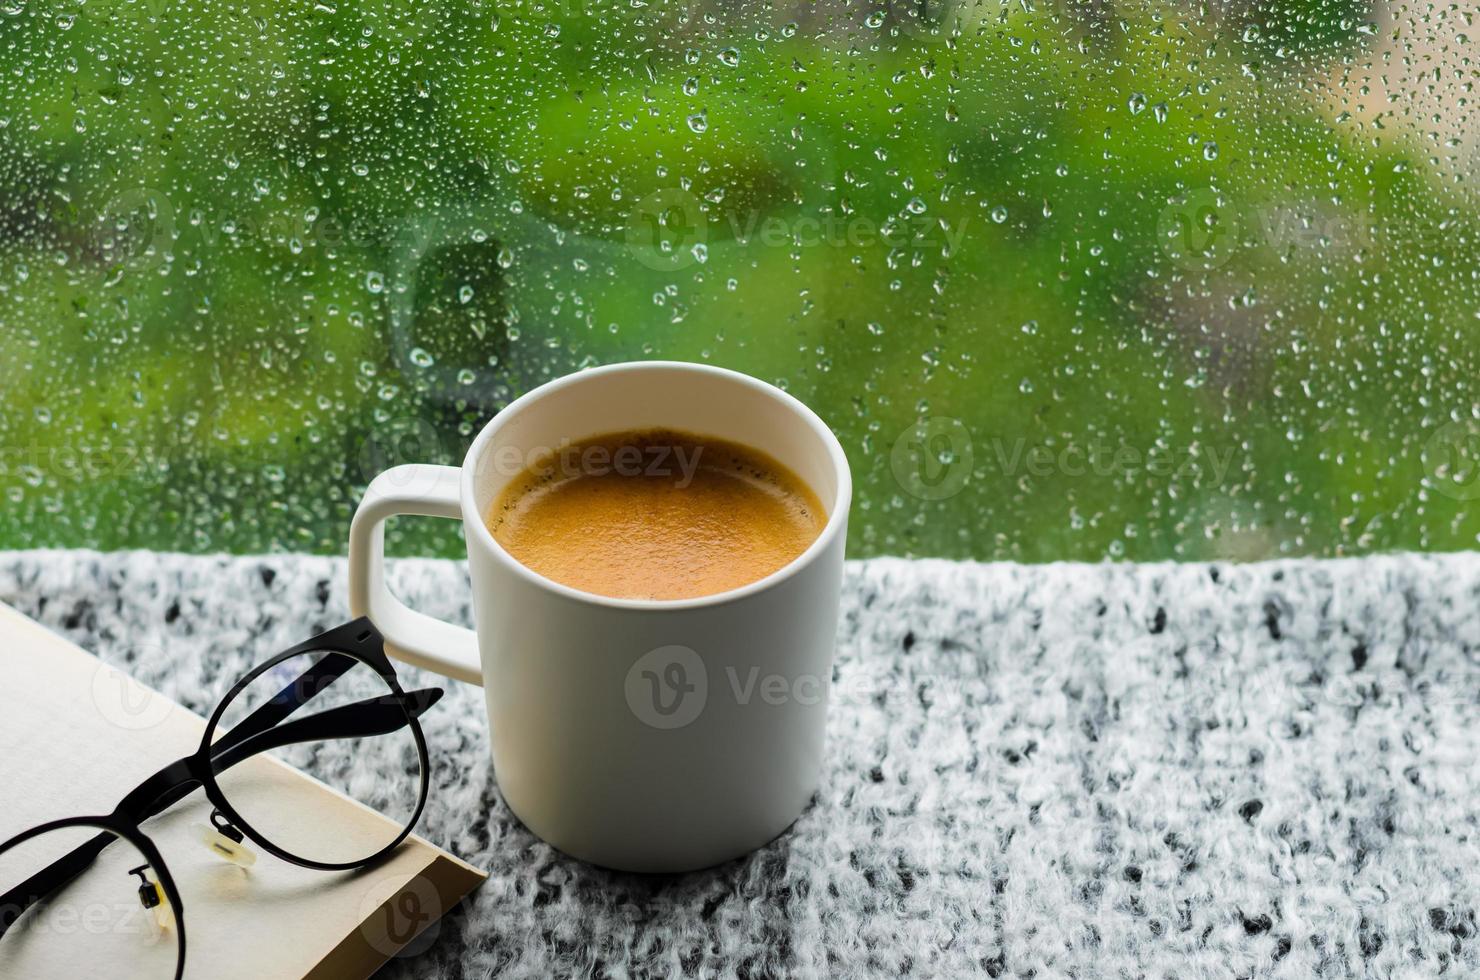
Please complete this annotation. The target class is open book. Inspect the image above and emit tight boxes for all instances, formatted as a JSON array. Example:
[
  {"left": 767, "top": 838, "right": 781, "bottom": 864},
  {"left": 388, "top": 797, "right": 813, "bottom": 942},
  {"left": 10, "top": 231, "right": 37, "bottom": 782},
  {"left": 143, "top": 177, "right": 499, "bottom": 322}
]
[{"left": 0, "top": 603, "right": 485, "bottom": 979}]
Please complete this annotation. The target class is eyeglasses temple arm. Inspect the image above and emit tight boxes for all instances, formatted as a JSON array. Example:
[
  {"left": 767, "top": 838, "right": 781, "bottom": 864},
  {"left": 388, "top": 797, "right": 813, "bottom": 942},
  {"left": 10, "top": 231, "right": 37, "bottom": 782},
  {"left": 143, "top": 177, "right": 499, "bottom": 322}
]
[
  {"left": 209, "top": 688, "right": 443, "bottom": 773},
  {"left": 0, "top": 836, "right": 110, "bottom": 940},
  {"left": 207, "top": 651, "right": 363, "bottom": 760}
]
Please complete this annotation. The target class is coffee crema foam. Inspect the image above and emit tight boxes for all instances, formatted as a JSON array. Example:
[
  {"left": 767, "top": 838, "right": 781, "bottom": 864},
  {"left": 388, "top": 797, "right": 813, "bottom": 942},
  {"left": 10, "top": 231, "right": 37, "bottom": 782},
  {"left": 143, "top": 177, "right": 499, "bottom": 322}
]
[{"left": 487, "top": 429, "right": 827, "bottom": 601}]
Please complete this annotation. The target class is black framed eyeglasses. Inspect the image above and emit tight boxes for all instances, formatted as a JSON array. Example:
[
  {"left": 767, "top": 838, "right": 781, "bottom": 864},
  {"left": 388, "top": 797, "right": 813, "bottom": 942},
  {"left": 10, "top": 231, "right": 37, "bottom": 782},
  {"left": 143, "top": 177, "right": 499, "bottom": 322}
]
[{"left": 0, "top": 618, "right": 443, "bottom": 980}]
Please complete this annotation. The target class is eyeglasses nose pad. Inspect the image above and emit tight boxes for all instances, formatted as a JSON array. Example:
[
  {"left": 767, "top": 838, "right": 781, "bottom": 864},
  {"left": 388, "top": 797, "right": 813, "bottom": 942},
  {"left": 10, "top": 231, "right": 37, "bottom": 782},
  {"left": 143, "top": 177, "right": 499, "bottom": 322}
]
[
  {"left": 128, "top": 865, "right": 176, "bottom": 932},
  {"left": 194, "top": 811, "right": 258, "bottom": 868}
]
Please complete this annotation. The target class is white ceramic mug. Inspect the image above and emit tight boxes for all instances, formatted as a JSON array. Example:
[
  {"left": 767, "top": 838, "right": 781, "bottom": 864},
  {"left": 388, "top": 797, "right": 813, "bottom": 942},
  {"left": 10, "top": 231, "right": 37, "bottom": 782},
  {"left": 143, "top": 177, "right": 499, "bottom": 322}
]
[{"left": 348, "top": 361, "right": 851, "bottom": 872}]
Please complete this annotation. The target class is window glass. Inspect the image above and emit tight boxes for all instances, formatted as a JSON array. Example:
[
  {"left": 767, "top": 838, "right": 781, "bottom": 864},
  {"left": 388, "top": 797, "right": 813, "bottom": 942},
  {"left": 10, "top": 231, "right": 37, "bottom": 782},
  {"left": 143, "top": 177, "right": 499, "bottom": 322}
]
[{"left": 1, "top": 1, "right": 1475, "bottom": 560}]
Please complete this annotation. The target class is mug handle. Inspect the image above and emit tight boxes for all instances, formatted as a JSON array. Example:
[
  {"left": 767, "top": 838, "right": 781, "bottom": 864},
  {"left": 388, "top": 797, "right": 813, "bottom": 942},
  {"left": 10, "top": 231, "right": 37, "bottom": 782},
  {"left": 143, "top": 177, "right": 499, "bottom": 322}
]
[{"left": 348, "top": 463, "right": 485, "bottom": 686}]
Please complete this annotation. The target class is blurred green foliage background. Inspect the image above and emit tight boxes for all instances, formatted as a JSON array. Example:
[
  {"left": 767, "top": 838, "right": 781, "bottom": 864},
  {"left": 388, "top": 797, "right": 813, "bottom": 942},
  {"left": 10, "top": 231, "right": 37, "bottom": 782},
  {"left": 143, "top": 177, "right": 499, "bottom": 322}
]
[{"left": 0, "top": 0, "right": 1476, "bottom": 561}]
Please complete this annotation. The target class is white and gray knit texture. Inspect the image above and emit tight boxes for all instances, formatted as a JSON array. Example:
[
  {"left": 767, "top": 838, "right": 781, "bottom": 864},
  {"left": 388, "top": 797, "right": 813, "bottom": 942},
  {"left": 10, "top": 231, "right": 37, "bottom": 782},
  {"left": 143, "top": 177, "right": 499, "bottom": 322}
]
[{"left": 2, "top": 549, "right": 1478, "bottom": 979}]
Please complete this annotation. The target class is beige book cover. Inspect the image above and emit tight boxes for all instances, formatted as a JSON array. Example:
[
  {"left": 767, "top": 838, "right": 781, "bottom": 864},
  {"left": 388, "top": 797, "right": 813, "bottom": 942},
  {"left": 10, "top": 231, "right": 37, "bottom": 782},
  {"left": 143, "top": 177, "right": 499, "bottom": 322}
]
[{"left": 0, "top": 603, "right": 486, "bottom": 979}]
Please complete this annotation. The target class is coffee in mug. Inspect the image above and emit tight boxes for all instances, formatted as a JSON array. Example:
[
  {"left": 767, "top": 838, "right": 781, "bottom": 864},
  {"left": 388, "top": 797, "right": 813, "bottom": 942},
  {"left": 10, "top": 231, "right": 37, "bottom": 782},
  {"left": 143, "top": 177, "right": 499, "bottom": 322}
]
[{"left": 486, "top": 429, "right": 826, "bottom": 601}]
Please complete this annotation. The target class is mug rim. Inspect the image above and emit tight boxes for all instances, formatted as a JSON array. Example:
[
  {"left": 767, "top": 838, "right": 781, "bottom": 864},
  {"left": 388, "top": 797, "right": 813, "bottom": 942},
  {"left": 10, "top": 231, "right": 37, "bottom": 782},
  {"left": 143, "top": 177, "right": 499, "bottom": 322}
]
[{"left": 459, "top": 359, "right": 852, "bottom": 611}]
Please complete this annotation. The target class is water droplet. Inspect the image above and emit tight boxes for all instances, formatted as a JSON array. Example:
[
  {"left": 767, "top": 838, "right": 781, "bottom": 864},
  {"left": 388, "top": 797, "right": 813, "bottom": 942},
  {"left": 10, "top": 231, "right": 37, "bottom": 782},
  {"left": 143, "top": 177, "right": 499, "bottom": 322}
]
[
  {"left": 365, "top": 271, "right": 385, "bottom": 293},
  {"left": 409, "top": 347, "right": 435, "bottom": 368},
  {"left": 718, "top": 48, "right": 740, "bottom": 67},
  {"left": 1128, "top": 92, "right": 1147, "bottom": 115},
  {"left": 686, "top": 112, "right": 708, "bottom": 134},
  {"left": 1203, "top": 141, "right": 1219, "bottom": 161},
  {"left": 991, "top": 206, "right": 1008, "bottom": 224}
]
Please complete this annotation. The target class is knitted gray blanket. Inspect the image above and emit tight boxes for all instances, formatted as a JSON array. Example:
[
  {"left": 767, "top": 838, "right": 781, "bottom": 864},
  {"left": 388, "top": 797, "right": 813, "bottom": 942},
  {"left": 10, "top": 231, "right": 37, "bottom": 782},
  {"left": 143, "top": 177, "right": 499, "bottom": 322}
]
[{"left": 2, "top": 550, "right": 1477, "bottom": 978}]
